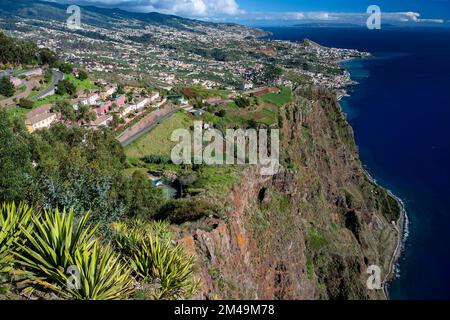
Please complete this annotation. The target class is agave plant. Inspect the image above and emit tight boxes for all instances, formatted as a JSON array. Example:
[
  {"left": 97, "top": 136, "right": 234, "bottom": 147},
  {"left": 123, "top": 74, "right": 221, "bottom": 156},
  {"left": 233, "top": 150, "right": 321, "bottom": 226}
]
[
  {"left": 16, "top": 208, "right": 135, "bottom": 300},
  {"left": 0, "top": 202, "right": 33, "bottom": 275},
  {"left": 131, "top": 235, "right": 199, "bottom": 300},
  {"left": 68, "top": 242, "right": 134, "bottom": 300},
  {"left": 15, "top": 208, "right": 97, "bottom": 290},
  {"left": 112, "top": 220, "right": 199, "bottom": 299}
]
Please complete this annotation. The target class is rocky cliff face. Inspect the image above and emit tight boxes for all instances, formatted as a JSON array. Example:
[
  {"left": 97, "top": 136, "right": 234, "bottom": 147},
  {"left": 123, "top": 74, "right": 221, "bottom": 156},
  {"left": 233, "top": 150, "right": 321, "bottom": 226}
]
[{"left": 181, "top": 87, "right": 401, "bottom": 300}]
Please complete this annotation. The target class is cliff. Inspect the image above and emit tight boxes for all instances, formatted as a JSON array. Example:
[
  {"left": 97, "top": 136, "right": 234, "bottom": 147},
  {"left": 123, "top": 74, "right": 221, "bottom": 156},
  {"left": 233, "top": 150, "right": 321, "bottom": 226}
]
[{"left": 180, "top": 87, "right": 402, "bottom": 300}]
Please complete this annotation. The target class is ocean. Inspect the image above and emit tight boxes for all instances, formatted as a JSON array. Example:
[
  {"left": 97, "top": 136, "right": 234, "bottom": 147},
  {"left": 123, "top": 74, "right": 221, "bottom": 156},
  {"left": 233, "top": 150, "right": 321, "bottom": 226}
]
[{"left": 262, "top": 26, "right": 450, "bottom": 299}]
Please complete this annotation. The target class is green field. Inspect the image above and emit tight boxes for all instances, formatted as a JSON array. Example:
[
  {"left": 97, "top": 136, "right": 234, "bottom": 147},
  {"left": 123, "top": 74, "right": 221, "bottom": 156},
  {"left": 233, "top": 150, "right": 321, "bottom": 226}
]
[
  {"left": 260, "top": 87, "right": 293, "bottom": 107},
  {"left": 125, "top": 111, "right": 193, "bottom": 159},
  {"left": 64, "top": 73, "right": 99, "bottom": 91}
]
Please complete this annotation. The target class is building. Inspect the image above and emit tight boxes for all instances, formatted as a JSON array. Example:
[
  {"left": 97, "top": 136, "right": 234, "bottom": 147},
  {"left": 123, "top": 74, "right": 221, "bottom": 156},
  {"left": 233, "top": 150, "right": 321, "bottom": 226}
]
[
  {"left": 96, "top": 100, "right": 112, "bottom": 115},
  {"left": 26, "top": 104, "right": 53, "bottom": 119},
  {"left": 101, "top": 85, "right": 117, "bottom": 99},
  {"left": 90, "top": 114, "right": 113, "bottom": 128},
  {"left": 25, "top": 113, "right": 57, "bottom": 133},
  {"left": 81, "top": 93, "right": 99, "bottom": 106},
  {"left": 149, "top": 92, "right": 160, "bottom": 103},
  {"left": 115, "top": 95, "right": 126, "bottom": 107},
  {"left": 135, "top": 97, "right": 149, "bottom": 109}
]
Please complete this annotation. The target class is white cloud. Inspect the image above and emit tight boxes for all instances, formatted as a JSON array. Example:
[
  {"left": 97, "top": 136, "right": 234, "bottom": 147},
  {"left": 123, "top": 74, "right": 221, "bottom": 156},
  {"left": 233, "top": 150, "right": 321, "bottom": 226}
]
[
  {"left": 209, "top": 10, "right": 446, "bottom": 25},
  {"left": 49, "top": 0, "right": 242, "bottom": 17}
]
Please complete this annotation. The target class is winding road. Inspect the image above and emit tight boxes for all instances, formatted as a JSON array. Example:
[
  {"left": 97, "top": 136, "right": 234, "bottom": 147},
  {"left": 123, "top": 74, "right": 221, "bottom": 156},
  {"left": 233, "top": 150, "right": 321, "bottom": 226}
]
[
  {"left": 0, "top": 69, "right": 63, "bottom": 109},
  {"left": 31, "top": 69, "right": 64, "bottom": 101}
]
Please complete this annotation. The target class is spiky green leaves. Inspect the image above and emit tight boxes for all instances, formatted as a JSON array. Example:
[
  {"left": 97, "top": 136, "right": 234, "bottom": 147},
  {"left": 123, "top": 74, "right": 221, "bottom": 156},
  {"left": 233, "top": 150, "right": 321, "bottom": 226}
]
[
  {"left": 15, "top": 208, "right": 134, "bottom": 300},
  {"left": 0, "top": 203, "right": 33, "bottom": 275}
]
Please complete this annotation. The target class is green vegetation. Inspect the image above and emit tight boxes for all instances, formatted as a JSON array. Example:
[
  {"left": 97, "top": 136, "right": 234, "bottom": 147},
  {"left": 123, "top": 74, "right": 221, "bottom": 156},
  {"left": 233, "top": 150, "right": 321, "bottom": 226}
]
[
  {"left": 0, "top": 32, "right": 53, "bottom": 66},
  {"left": 18, "top": 98, "right": 34, "bottom": 109},
  {"left": 0, "top": 76, "right": 14, "bottom": 97},
  {"left": 260, "top": 87, "right": 293, "bottom": 107},
  {"left": 125, "top": 111, "right": 192, "bottom": 159},
  {"left": 112, "top": 220, "right": 199, "bottom": 299},
  {"left": 56, "top": 79, "right": 77, "bottom": 96},
  {"left": 64, "top": 73, "right": 98, "bottom": 91},
  {"left": 0, "top": 203, "right": 33, "bottom": 275}
]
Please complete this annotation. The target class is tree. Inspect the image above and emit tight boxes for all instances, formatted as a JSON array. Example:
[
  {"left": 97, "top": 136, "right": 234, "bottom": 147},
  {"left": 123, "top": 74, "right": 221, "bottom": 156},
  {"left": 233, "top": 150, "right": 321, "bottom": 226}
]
[
  {"left": 44, "top": 70, "right": 52, "bottom": 83},
  {"left": 235, "top": 97, "right": 251, "bottom": 108},
  {"left": 129, "top": 171, "right": 165, "bottom": 219},
  {"left": 215, "top": 109, "right": 226, "bottom": 118},
  {"left": 110, "top": 113, "right": 124, "bottom": 129},
  {"left": 117, "top": 85, "right": 125, "bottom": 95},
  {"left": 78, "top": 70, "right": 88, "bottom": 81},
  {"left": 56, "top": 79, "right": 76, "bottom": 96},
  {"left": 0, "top": 111, "right": 35, "bottom": 203},
  {"left": 39, "top": 48, "right": 58, "bottom": 66},
  {"left": 77, "top": 104, "right": 97, "bottom": 125},
  {"left": 58, "top": 62, "right": 73, "bottom": 74},
  {"left": 0, "top": 77, "right": 15, "bottom": 97},
  {"left": 53, "top": 99, "right": 76, "bottom": 122},
  {"left": 19, "top": 98, "right": 34, "bottom": 109}
]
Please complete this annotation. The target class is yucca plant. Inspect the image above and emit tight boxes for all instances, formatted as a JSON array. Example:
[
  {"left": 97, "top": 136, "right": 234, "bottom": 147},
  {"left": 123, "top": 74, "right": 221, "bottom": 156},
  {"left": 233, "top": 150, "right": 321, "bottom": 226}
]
[
  {"left": 68, "top": 242, "right": 134, "bottom": 300},
  {"left": 15, "top": 208, "right": 97, "bottom": 291},
  {"left": 131, "top": 235, "right": 199, "bottom": 299},
  {"left": 0, "top": 202, "right": 33, "bottom": 275},
  {"left": 16, "top": 208, "right": 135, "bottom": 300},
  {"left": 112, "top": 220, "right": 199, "bottom": 299}
]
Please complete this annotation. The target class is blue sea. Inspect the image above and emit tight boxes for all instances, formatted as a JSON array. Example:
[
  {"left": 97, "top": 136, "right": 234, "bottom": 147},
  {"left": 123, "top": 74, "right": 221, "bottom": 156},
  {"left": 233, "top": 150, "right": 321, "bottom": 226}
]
[{"left": 262, "top": 26, "right": 450, "bottom": 300}]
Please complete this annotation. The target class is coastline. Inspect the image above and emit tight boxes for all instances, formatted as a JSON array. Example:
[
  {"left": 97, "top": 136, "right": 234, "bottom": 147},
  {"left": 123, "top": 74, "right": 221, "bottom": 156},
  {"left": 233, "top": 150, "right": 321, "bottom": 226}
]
[
  {"left": 361, "top": 168, "right": 408, "bottom": 300},
  {"left": 337, "top": 56, "right": 408, "bottom": 300}
]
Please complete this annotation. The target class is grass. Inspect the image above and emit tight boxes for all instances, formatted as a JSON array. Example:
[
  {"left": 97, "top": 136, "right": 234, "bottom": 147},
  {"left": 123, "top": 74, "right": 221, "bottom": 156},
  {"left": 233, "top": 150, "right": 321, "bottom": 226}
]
[
  {"left": 125, "top": 111, "right": 193, "bottom": 159},
  {"left": 5, "top": 107, "right": 28, "bottom": 119},
  {"left": 64, "top": 73, "right": 99, "bottom": 91},
  {"left": 260, "top": 87, "right": 293, "bottom": 107}
]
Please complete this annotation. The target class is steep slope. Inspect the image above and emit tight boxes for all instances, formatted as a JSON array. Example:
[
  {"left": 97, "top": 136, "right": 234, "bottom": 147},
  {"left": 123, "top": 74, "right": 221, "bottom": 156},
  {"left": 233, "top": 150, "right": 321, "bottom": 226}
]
[{"left": 180, "top": 87, "right": 402, "bottom": 300}]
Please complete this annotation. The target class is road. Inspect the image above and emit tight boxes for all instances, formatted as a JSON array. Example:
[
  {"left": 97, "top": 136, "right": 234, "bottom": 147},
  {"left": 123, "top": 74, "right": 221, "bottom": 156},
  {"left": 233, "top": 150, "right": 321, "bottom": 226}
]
[
  {"left": 118, "top": 106, "right": 180, "bottom": 147},
  {"left": 0, "top": 79, "right": 37, "bottom": 109},
  {"left": 31, "top": 69, "right": 64, "bottom": 101},
  {"left": 0, "top": 69, "right": 63, "bottom": 109}
]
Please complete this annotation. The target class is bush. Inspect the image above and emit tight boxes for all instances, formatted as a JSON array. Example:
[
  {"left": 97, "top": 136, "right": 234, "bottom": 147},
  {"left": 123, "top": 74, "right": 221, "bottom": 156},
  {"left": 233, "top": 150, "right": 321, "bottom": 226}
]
[
  {"left": 0, "top": 203, "right": 33, "bottom": 275},
  {"left": 15, "top": 208, "right": 134, "bottom": 300},
  {"left": 0, "top": 77, "right": 14, "bottom": 97},
  {"left": 235, "top": 97, "right": 250, "bottom": 108},
  {"left": 77, "top": 70, "right": 88, "bottom": 81},
  {"left": 19, "top": 98, "right": 34, "bottom": 109},
  {"left": 142, "top": 154, "right": 172, "bottom": 165},
  {"left": 157, "top": 198, "right": 217, "bottom": 224},
  {"left": 112, "top": 220, "right": 199, "bottom": 299},
  {"left": 15, "top": 209, "right": 97, "bottom": 288},
  {"left": 58, "top": 63, "right": 73, "bottom": 74},
  {"left": 69, "top": 242, "right": 134, "bottom": 300},
  {"left": 215, "top": 109, "right": 226, "bottom": 118}
]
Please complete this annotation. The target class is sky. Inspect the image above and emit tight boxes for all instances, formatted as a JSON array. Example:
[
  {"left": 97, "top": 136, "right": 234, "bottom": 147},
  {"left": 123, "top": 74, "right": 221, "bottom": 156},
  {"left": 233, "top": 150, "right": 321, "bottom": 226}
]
[{"left": 48, "top": 0, "right": 450, "bottom": 26}]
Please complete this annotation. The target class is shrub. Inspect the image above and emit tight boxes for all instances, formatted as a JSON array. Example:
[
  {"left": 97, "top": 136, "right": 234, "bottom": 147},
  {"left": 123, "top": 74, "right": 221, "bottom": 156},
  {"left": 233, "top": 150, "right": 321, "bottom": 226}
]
[
  {"left": 15, "top": 208, "right": 134, "bottom": 299},
  {"left": 112, "top": 220, "right": 199, "bottom": 299},
  {"left": 142, "top": 154, "right": 172, "bottom": 165},
  {"left": 0, "top": 203, "right": 33, "bottom": 275},
  {"left": 19, "top": 98, "right": 34, "bottom": 109},
  {"left": 15, "top": 209, "right": 97, "bottom": 289},
  {"left": 69, "top": 242, "right": 134, "bottom": 300},
  {"left": 158, "top": 198, "right": 217, "bottom": 224}
]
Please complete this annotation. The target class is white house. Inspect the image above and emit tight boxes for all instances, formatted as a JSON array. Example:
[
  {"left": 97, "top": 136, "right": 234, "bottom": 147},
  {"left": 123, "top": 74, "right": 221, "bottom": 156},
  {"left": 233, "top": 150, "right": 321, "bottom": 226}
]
[
  {"left": 81, "top": 93, "right": 100, "bottom": 106},
  {"left": 149, "top": 92, "right": 160, "bottom": 103},
  {"left": 91, "top": 114, "right": 113, "bottom": 128},
  {"left": 25, "top": 113, "right": 57, "bottom": 133}
]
